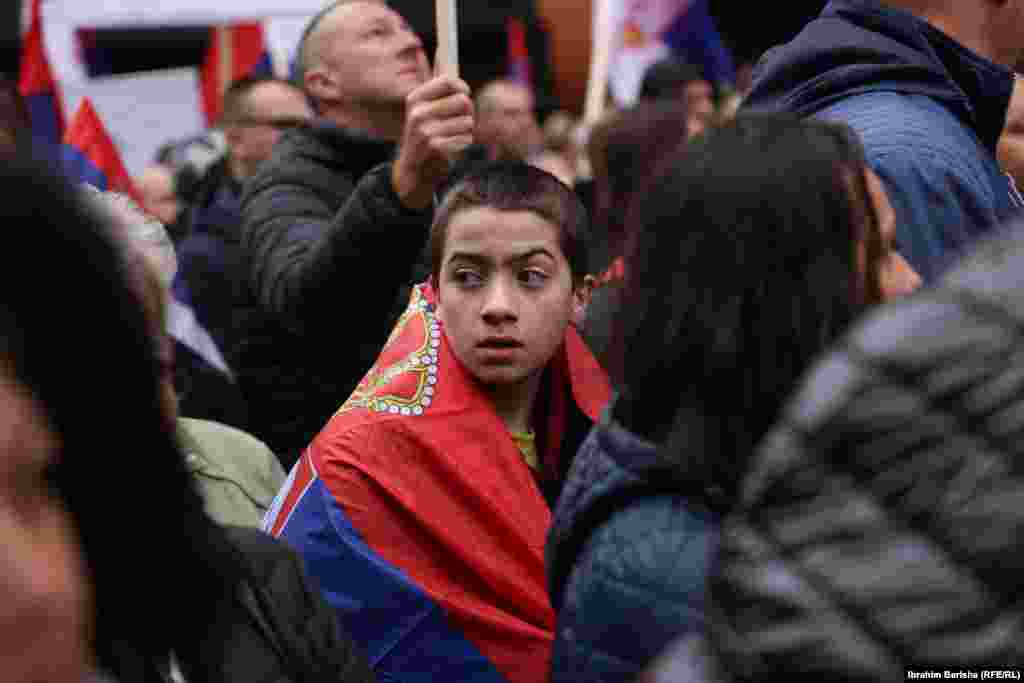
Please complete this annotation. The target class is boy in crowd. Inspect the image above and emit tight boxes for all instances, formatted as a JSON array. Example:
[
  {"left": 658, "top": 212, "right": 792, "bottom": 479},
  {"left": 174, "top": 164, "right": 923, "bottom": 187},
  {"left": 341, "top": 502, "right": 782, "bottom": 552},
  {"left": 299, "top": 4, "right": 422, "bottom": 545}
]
[{"left": 265, "top": 163, "right": 610, "bottom": 683}]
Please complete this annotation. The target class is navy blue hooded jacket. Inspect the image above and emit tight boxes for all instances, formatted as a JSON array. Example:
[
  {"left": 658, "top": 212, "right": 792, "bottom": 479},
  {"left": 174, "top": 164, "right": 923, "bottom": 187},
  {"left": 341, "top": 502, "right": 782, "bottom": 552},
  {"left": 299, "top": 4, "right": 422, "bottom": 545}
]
[
  {"left": 745, "top": 0, "right": 1022, "bottom": 282},
  {"left": 546, "top": 403, "right": 719, "bottom": 683}
]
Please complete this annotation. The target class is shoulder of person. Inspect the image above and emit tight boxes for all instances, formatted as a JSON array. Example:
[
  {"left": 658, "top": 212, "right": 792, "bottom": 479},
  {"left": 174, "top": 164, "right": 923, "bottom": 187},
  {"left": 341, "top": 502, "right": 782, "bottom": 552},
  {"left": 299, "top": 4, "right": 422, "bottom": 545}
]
[
  {"left": 179, "top": 418, "right": 284, "bottom": 490},
  {"left": 575, "top": 495, "right": 717, "bottom": 595},
  {"left": 819, "top": 91, "right": 990, "bottom": 163},
  {"left": 180, "top": 418, "right": 276, "bottom": 462},
  {"left": 243, "top": 127, "right": 359, "bottom": 201}
]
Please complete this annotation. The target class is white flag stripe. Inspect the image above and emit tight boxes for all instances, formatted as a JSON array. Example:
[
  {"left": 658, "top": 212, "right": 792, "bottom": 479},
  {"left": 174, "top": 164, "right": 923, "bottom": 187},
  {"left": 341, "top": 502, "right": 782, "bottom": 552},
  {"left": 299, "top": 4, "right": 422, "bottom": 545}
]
[{"left": 167, "top": 297, "right": 234, "bottom": 380}]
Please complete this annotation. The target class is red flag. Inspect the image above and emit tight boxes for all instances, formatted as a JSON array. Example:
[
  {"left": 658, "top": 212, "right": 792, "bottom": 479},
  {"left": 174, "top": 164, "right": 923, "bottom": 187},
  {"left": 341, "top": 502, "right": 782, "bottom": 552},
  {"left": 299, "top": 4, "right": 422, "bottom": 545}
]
[
  {"left": 18, "top": 0, "right": 66, "bottom": 145},
  {"left": 506, "top": 17, "right": 532, "bottom": 89},
  {"left": 266, "top": 284, "right": 612, "bottom": 683},
  {"left": 62, "top": 98, "right": 143, "bottom": 205},
  {"left": 200, "top": 23, "right": 273, "bottom": 126}
]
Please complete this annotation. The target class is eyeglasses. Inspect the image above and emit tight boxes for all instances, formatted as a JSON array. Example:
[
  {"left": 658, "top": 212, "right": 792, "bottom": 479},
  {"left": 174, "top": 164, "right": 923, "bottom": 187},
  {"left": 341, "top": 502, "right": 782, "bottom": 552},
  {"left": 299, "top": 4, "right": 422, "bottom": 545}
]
[{"left": 222, "top": 116, "right": 309, "bottom": 130}]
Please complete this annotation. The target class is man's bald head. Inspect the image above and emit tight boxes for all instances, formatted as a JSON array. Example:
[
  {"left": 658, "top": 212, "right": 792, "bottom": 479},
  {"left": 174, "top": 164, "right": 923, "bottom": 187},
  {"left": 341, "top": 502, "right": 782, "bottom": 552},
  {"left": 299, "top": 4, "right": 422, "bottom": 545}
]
[
  {"left": 294, "top": 0, "right": 429, "bottom": 133},
  {"left": 295, "top": 0, "right": 386, "bottom": 93}
]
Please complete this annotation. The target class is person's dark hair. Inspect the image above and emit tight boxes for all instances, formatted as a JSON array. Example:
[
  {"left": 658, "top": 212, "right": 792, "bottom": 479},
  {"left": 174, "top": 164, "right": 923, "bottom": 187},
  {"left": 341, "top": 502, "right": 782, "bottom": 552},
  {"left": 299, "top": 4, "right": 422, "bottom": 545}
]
[
  {"left": 430, "top": 161, "right": 591, "bottom": 286},
  {"left": 0, "top": 153, "right": 248, "bottom": 679},
  {"left": 594, "top": 99, "right": 694, "bottom": 266},
  {"left": 614, "top": 113, "right": 876, "bottom": 506},
  {"left": 639, "top": 57, "right": 705, "bottom": 101},
  {"left": 219, "top": 75, "right": 302, "bottom": 126}
]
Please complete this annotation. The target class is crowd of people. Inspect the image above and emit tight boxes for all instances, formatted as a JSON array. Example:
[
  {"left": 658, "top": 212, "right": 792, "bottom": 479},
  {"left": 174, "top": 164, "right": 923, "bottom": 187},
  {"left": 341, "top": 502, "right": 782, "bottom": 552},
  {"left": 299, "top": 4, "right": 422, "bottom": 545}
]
[{"left": 6, "top": 0, "right": 1024, "bottom": 680}]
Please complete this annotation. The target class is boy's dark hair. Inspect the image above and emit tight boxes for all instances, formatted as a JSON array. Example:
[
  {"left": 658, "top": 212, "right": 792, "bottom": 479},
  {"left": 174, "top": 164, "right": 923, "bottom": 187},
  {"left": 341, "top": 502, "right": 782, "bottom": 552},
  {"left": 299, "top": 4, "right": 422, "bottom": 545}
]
[
  {"left": 430, "top": 162, "right": 590, "bottom": 286},
  {"left": 613, "top": 113, "right": 875, "bottom": 506}
]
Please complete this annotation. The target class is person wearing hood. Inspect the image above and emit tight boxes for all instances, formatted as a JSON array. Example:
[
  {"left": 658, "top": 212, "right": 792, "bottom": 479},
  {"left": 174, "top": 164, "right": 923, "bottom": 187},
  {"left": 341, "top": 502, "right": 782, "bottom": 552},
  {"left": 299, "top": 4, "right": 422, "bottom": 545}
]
[{"left": 744, "top": 0, "right": 1024, "bottom": 283}]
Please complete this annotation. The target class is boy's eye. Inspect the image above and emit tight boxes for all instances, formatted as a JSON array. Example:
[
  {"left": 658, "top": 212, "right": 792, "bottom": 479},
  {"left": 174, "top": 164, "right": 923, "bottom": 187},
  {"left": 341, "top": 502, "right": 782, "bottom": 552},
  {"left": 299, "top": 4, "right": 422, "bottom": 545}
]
[
  {"left": 519, "top": 269, "right": 549, "bottom": 287},
  {"left": 453, "top": 269, "right": 484, "bottom": 287}
]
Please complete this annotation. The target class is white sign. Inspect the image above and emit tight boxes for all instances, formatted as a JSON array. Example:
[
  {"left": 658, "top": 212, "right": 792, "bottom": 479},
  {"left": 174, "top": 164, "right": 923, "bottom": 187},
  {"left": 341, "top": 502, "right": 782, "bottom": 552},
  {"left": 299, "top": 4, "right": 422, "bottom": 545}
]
[
  {"left": 63, "top": 68, "right": 206, "bottom": 178},
  {"left": 45, "top": 0, "right": 331, "bottom": 27}
]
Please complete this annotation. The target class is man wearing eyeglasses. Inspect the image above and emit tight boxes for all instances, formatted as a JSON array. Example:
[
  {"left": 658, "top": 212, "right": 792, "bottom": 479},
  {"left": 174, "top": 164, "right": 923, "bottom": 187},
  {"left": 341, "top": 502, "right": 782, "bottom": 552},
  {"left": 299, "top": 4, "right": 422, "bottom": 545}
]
[
  {"left": 220, "top": 78, "right": 314, "bottom": 183},
  {"left": 171, "top": 76, "right": 313, "bottom": 424}
]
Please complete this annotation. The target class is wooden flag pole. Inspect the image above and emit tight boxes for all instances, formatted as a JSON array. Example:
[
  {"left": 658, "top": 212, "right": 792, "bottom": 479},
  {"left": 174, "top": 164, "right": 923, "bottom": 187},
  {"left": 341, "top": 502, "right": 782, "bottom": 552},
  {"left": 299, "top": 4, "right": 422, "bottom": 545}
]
[
  {"left": 218, "top": 26, "right": 234, "bottom": 116},
  {"left": 583, "top": 0, "right": 612, "bottom": 125},
  {"left": 435, "top": 0, "right": 459, "bottom": 78}
]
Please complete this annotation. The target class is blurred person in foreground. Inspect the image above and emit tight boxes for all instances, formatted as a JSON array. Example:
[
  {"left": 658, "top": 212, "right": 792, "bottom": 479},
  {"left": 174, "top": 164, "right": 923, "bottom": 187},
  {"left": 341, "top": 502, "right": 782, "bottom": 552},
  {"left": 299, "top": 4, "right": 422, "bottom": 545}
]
[
  {"left": 239, "top": 0, "right": 475, "bottom": 468},
  {"left": 0, "top": 152, "right": 374, "bottom": 683},
  {"left": 745, "top": 0, "right": 1024, "bottom": 282},
  {"left": 546, "top": 114, "right": 920, "bottom": 683},
  {"left": 85, "top": 186, "right": 286, "bottom": 529},
  {"left": 642, "top": 194, "right": 1024, "bottom": 683},
  {"left": 578, "top": 100, "right": 698, "bottom": 369},
  {"left": 265, "top": 163, "right": 611, "bottom": 683}
]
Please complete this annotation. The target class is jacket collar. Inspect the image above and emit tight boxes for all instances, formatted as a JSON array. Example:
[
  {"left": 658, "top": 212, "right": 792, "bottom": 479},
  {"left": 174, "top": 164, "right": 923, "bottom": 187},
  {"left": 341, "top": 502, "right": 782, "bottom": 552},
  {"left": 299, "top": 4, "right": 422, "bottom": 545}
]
[
  {"left": 287, "top": 119, "right": 398, "bottom": 178},
  {"left": 746, "top": 0, "right": 1014, "bottom": 151}
]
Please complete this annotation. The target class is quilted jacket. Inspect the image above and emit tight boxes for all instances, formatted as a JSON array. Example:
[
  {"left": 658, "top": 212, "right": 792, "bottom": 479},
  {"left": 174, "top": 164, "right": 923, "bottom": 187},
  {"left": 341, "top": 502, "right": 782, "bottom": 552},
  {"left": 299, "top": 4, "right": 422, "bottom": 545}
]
[
  {"left": 236, "top": 122, "right": 433, "bottom": 465},
  {"left": 546, "top": 407, "right": 720, "bottom": 683},
  {"left": 647, "top": 221, "right": 1024, "bottom": 680}
]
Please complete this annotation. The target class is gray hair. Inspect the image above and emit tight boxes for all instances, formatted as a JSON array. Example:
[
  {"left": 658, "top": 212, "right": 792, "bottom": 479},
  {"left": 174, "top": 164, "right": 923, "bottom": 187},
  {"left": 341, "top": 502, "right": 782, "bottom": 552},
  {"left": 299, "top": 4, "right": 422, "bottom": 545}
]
[{"left": 80, "top": 184, "right": 178, "bottom": 288}]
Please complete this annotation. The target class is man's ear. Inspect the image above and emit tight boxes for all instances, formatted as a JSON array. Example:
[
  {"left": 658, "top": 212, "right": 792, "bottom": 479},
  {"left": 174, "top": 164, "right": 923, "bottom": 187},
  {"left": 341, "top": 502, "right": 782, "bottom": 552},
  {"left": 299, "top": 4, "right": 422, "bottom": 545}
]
[{"left": 304, "top": 67, "right": 337, "bottom": 105}]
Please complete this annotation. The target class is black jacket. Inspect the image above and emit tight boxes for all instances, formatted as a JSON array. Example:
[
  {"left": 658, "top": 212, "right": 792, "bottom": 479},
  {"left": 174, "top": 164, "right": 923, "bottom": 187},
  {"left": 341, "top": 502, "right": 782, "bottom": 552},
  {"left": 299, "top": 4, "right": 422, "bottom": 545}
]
[
  {"left": 100, "top": 527, "right": 376, "bottom": 683},
  {"left": 646, "top": 221, "right": 1024, "bottom": 681},
  {"left": 195, "top": 527, "right": 375, "bottom": 683},
  {"left": 237, "top": 122, "right": 433, "bottom": 466},
  {"left": 174, "top": 158, "right": 246, "bottom": 357}
]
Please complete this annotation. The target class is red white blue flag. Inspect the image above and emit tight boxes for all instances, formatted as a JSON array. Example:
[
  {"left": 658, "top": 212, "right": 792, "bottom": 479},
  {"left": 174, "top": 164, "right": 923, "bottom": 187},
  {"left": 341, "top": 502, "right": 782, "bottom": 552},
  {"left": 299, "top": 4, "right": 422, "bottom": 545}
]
[
  {"left": 19, "top": 0, "right": 66, "bottom": 147},
  {"left": 602, "top": 0, "right": 734, "bottom": 105},
  {"left": 265, "top": 284, "right": 611, "bottom": 683},
  {"left": 200, "top": 22, "right": 274, "bottom": 126},
  {"left": 61, "top": 98, "right": 142, "bottom": 204}
]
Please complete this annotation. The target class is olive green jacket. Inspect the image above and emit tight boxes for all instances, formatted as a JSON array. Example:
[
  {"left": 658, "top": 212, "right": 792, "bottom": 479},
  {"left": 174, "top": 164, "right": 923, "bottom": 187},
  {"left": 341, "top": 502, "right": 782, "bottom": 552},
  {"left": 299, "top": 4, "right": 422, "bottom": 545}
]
[{"left": 178, "top": 418, "right": 286, "bottom": 528}]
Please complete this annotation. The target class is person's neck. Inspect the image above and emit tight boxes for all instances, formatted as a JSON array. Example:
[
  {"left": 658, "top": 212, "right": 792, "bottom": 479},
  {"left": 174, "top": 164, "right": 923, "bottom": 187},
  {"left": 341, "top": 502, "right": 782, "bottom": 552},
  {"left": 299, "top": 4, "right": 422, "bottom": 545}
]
[
  {"left": 325, "top": 103, "right": 404, "bottom": 141},
  {"left": 915, "top": 8, "right": 1011, "bottom": 67},
  {"left": 228, "top": 157, "right": 249, "bottom": 186},
  {"left": 487, "top": 372, "right": 543, "bottom": 435}
]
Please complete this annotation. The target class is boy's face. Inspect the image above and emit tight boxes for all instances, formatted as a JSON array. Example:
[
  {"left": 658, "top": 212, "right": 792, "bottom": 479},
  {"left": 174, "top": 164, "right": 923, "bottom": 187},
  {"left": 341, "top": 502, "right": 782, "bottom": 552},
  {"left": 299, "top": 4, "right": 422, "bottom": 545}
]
[{"left": 436, "top": 206, "right": 577, "bottom": 389}]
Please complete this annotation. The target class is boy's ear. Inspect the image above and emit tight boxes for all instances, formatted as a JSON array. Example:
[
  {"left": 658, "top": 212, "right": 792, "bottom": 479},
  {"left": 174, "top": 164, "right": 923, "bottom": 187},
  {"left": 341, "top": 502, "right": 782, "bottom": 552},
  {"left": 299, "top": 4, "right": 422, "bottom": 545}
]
[
  {"left": 432, "top": 278, "right": 444, "bottom": 322},
  {"left": 572, "top": 275, "right": 597, "bottom": 327}
]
